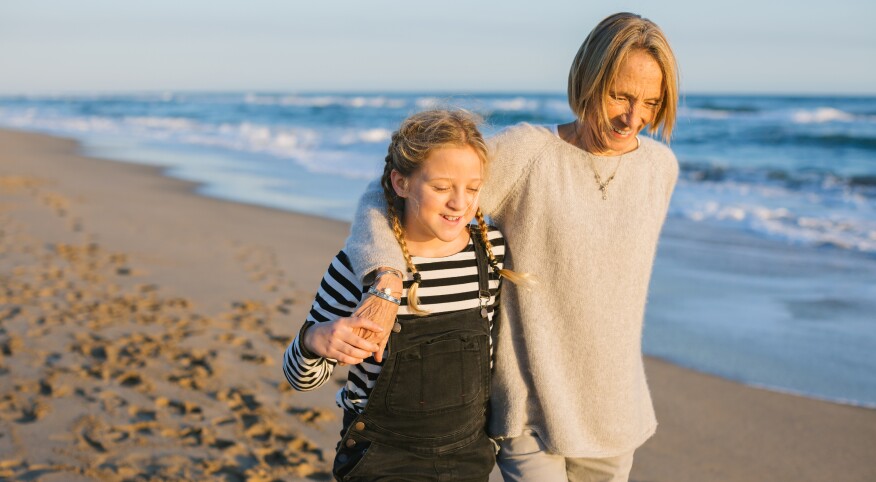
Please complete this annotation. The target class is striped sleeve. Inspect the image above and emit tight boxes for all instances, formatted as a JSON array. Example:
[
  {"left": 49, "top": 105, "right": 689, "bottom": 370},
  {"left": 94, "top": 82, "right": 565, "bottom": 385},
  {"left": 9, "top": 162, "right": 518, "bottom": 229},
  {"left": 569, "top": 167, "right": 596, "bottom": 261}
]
[{"left": 283, "top": 250, "right": 364, "bottom": 391}]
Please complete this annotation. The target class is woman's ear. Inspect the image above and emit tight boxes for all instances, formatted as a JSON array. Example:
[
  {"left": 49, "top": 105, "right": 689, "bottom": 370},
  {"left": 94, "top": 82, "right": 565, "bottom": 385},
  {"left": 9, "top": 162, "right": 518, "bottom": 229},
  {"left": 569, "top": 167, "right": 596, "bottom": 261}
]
[{"left": 390, "top": 170, "right": 408, "bottom": 198}]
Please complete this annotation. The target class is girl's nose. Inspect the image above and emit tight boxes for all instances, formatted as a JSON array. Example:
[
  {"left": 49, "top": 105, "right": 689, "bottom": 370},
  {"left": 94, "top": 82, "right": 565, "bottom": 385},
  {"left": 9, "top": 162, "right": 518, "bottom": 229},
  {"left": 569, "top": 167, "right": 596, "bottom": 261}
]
[{"left": 448, "top": 188, "right": 467, "bottom": 210}]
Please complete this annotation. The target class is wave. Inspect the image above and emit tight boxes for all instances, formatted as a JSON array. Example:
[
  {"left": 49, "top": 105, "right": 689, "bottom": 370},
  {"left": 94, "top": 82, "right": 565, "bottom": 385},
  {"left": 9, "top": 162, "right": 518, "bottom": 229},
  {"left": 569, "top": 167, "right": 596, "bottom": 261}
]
[
  {"left": 672, "top": 166, "right": 876, "bottom": 254},
  {"left": 787, "top": 133, "right": 876, "bottom": 151},
  {"left": 680, "top": 161, "right": 876, "bottom": 196},
  {"left": 243, "top": 93, "right": 408, "bottom": 109},
  {"left": 679, "top": 104, "right": 876, "bottom": 125}
]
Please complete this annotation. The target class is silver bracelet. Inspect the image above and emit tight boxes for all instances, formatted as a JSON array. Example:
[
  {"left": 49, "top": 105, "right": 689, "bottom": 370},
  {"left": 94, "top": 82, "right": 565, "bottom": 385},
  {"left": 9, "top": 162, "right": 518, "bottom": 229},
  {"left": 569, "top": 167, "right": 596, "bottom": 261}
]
[
  {"left": 374, "top": 268, "right": 404, "bottom": 281},
  {"left": 367, "top": 286, "right": 401, "bottom": 305}
]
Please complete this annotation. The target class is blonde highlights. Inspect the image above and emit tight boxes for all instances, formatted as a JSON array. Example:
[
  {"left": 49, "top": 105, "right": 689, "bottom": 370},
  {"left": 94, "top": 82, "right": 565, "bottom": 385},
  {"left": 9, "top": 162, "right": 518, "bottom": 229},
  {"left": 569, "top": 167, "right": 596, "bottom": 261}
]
[
  {"left": 568, "top": 12, "right": 679, "bottom": 152},
  {"left": 380, "top": 109, "right": 526, "bottom": 315}
]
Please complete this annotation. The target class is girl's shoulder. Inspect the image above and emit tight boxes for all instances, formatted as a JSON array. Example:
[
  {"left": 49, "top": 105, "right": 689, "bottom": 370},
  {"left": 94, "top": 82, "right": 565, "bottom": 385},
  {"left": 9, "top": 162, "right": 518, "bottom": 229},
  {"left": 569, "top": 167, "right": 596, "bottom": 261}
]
[{"left": 324, "top": 249, "right": 363, "bottom": 288}]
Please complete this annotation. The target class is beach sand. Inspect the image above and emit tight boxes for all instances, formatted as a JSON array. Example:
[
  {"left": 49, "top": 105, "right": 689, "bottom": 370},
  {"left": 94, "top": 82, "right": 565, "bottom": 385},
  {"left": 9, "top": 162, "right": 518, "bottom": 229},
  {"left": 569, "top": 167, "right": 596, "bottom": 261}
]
[{"left": 1, "top": 129, "right": 874, "bottom": 481}]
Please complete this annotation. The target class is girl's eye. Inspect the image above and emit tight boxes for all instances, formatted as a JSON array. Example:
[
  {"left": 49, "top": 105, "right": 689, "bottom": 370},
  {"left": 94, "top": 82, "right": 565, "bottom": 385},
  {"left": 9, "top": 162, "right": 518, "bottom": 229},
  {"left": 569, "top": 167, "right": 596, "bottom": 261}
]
[
  {"left": 432, "top": 186, "right": 450, "bottom": 192},
  {"left": 467, "top": 187, "right": 480, "bottom": 193}
]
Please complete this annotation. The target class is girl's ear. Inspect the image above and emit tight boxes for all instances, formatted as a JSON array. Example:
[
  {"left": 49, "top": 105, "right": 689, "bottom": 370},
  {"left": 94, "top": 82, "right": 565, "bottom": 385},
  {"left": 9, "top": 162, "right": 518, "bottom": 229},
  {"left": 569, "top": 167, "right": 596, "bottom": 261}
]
[{"left": 390, "top": 170, "right": 408, "bottom": 198}]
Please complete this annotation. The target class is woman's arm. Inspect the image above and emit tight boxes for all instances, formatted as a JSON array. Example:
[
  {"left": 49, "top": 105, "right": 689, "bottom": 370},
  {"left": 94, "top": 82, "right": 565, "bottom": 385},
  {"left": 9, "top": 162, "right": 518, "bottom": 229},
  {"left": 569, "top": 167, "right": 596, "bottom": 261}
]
[
  {"left": 345, "top": 179, "right": 407, "bottom": 284},
  {"left": 342, "top": 124, "right": 545, "bottom": 359}
]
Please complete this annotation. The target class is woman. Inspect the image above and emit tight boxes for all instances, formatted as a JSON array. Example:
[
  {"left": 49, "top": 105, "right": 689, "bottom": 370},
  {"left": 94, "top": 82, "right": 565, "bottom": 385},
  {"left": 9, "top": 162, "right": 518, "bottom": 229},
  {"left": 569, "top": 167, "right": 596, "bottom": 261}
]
[
  {"left": 284, "top": 109, "right": 527, "bottom": 480},
  {"left": 346, "top": 13, "right": 679, "bottom": 481}
]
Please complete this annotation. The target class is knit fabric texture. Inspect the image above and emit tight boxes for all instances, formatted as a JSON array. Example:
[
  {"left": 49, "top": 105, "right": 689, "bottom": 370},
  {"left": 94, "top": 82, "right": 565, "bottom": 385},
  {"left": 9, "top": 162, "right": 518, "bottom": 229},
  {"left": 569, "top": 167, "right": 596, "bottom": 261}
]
[{"left": 345, "top": 123, "right": 679, "bottom": 457}]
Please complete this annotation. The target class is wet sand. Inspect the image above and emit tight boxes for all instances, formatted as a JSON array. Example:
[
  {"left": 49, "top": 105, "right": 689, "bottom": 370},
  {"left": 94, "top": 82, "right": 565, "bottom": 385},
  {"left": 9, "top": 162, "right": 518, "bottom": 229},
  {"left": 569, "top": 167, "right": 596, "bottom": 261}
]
[{"left": 1, "top": 129, "right": 874, "bottom": 481}]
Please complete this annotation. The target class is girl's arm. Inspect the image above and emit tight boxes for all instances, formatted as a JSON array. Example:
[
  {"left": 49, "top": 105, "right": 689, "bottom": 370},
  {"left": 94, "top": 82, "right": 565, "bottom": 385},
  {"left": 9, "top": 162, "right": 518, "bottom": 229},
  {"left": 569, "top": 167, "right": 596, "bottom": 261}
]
[{"left": 282, "top": 251, "right": 382, "bottom": 391}]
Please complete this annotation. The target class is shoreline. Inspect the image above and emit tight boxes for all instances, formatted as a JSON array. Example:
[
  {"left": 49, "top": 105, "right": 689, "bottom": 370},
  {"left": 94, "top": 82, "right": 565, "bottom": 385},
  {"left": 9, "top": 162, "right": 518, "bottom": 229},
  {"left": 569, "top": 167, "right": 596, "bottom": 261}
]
[
  {"left": 2, "top": 128, "right": 875, "bottom": 480},
  {"left": 17, "top": 125, "right": 875, "bottom": 409}
]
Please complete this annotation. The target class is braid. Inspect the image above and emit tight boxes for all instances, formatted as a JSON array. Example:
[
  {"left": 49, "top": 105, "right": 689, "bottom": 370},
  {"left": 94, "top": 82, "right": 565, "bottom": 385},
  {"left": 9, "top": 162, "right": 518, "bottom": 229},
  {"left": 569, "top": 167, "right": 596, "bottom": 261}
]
[
  {"left": 381, "top": 147, "right": 428, "bottom": 315},
  {"left": 475, "top": 208, "right": 532, "bottom": 286},
  {"left": 378, "top": 108, "right": 531, "bottom": 314}
]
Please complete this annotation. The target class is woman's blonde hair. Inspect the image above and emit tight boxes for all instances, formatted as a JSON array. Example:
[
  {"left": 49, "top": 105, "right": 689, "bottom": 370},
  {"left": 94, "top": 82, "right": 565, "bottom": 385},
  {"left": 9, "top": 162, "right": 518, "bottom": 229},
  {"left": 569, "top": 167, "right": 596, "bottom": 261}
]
[
  {"left": 380, "top": 109, "right": 527, "bottom": 315},
  {"left": 567, "top": 12, "right": 679, "bottom": 152}
]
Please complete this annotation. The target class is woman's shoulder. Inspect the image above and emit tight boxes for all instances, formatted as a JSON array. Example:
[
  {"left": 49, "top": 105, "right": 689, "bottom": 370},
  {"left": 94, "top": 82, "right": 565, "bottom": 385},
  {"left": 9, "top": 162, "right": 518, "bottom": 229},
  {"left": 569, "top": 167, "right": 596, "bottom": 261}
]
[
  {"left": 483, "top": 124, "right": 557, "bottom": 189},
  {"left": 638, "top": 136, "right": 679, "bottom": 175},
  {"left": 638, "top": 135, "right": 678, "bottom": 162},
  {"left": 489, "top": 123, "right": 555, "bottom": 156},
  {"left": 491, "top": 122, "right": 554, "bottom": 147}
]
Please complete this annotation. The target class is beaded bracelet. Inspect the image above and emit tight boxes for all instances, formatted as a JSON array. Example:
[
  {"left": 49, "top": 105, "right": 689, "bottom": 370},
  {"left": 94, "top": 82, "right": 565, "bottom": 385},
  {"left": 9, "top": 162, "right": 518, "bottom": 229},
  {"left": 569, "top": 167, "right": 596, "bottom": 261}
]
[{"left": 366, "top": 286, "right": 401, "bottom": 305}]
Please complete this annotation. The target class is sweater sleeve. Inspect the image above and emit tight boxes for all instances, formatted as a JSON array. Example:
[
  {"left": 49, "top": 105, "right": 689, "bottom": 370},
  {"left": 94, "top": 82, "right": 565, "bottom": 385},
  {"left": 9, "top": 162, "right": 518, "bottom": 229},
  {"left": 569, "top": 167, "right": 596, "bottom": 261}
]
[
  {"left": 283, "top": 250, "right": 364, "bottom": 391},
  {"left": 479, "top": 123, "right": 549, "bottom": 217},
  {"left": 344, "top": 123, "right": 548, "bottom": 283},
  {"left": 343, "top": 178, "right": 407, "bottom": 284}
]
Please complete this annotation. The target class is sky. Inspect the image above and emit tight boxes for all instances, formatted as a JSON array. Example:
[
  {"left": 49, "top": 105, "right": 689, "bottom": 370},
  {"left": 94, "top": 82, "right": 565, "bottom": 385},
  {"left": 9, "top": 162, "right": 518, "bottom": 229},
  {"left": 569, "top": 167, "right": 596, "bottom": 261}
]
[{"left": 1, "top": 0, "right": 874, "bottom": 95}]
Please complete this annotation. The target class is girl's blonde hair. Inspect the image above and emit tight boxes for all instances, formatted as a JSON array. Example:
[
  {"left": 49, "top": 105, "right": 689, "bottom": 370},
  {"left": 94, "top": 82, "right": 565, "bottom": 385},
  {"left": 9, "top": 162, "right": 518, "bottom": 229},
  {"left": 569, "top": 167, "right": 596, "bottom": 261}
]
[
  {"left": 380, "top": 109, "right": 528, "bottom": 315},
  {"left": 567, "top": 12, "right": 679, "bottom": 152}
]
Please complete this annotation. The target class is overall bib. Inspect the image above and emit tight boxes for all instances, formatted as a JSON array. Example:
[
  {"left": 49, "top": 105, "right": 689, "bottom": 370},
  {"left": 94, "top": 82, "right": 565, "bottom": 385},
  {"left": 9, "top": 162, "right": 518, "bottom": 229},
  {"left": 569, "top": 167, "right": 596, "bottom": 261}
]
[{"left": 333, "top": 233, "right": 496, "bottom": 481}]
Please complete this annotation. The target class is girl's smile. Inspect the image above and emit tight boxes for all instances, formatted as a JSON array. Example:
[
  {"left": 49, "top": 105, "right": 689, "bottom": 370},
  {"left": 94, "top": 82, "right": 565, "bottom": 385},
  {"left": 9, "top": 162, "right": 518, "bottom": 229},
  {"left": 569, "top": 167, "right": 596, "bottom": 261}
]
[{"left": 391, "top": 145, "right": 483, "bottom": 258}]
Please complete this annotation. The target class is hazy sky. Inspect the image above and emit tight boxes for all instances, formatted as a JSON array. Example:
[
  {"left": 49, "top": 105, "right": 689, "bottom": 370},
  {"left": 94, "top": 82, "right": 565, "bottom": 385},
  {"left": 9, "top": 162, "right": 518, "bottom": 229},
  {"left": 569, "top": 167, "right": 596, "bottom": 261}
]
[{"left": 1, "top": 0, "right": 874, "bottom": 95}]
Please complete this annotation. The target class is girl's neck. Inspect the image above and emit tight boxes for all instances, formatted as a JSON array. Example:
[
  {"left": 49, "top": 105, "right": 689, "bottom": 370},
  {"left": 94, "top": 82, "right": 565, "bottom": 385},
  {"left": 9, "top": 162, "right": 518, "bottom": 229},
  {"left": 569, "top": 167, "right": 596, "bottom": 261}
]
[{"left": 404, "top": 225, "right": 471, "bottom": 258}]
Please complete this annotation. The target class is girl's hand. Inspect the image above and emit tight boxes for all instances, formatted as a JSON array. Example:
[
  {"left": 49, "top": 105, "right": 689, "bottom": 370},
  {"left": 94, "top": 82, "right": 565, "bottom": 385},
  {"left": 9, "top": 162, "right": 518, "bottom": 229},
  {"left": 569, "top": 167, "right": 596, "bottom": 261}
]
[{"left": 303, "top": 317, "right": 383, "bottom": 365}]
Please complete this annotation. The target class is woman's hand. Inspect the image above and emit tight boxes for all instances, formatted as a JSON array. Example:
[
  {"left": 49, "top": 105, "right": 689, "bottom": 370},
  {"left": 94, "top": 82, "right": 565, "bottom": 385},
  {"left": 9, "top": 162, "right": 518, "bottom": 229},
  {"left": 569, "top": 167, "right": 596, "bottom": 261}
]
[
  {"left": 303, "top": 317, "right": 384, "bottom": 365},
  {"left": 351, "top": 269, "right": 402, "bottom": 362}
]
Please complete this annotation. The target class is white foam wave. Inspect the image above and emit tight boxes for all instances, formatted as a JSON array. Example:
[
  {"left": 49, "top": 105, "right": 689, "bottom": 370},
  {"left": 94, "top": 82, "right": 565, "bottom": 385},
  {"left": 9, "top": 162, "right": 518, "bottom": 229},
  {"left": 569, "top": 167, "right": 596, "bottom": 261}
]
[
  {"left": 489, "top": 97, "right": 539, "bottom": 112},
  {"left": 244, "top": 93, "right": 407, "bottom": 109},
  {"left": 672, "top": 180, "right": 876, "bottom": 253},
  {"left": 339, "top": 128, "right": 392, "bottom": 145},
  {"left": 415, "top": 97, "right": 442, "bottom": 109},
  {"left": 791, "top": 107, "right": 857, "bottom": 124},
  {"left": 125, "top": 116, "right": 198, "bottom": 130}
]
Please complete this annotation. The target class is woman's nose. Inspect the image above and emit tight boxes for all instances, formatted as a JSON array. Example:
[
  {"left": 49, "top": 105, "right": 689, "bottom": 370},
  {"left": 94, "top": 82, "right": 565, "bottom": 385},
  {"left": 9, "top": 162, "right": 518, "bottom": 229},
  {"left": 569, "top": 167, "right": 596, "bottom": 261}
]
[{"left": 622, "top": 102, "right": 639, "bottom": 123}]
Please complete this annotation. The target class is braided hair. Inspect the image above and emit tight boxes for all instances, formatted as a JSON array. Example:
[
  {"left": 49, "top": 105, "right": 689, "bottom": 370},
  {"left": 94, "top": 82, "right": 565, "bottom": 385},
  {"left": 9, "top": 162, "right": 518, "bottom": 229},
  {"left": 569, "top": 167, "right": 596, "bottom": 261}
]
[{"left": 381, "top": 109, "right": 530, "bottom": 315}]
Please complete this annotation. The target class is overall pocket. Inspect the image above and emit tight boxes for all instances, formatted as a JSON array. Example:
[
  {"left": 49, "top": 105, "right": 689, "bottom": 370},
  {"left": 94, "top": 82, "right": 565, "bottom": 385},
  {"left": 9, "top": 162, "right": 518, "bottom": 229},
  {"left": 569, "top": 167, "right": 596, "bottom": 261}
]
[{"left": 386, "top": 333, "right": 485, "bottom": 415}]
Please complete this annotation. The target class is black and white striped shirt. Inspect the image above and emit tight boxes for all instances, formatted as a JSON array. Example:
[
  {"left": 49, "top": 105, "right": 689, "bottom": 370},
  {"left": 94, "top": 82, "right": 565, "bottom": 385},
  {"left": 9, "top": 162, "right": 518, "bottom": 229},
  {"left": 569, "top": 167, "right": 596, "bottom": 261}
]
[{"left": 283, "top": 226, "right": 504, "bottom": 414}]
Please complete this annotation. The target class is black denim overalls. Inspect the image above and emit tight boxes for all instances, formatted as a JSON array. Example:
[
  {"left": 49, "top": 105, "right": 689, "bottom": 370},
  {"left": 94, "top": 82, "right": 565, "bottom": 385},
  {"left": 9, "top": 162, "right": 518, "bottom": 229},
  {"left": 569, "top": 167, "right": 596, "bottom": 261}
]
[{"left": 333, "top": 233, "right": 496, "bottom": 481}]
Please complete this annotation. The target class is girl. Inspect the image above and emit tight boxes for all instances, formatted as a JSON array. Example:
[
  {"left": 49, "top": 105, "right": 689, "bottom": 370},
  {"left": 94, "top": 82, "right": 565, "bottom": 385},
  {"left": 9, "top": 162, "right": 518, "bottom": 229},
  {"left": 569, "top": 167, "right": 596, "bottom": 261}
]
[{"left": 283, "top": 109, "right": 527, "bottom": 481}]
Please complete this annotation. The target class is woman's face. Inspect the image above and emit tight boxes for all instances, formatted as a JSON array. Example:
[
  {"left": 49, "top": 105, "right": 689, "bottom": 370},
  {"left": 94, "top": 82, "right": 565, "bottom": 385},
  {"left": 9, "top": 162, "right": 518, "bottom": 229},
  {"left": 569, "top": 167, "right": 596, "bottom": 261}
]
[
  {"left": 392, "top": 145, "right": 483, "bottom": 250},
  {"left": 595, "top": 49, "right": 664, "bottom": 156}
]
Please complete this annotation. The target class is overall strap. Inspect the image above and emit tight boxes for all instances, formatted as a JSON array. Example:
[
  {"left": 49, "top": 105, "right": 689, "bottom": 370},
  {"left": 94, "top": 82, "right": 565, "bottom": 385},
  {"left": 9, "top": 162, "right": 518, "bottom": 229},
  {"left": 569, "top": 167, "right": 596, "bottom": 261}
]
[{"left": 468, "top": 226, "right": 492, "bottom": 317}]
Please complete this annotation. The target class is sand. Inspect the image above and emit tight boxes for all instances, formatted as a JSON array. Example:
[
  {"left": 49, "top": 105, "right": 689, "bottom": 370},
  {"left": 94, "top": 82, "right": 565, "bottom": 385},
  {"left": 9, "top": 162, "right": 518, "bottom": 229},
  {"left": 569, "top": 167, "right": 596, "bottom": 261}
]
[{"left": 0, "top": 129, "right": 874, "bottom": 481}]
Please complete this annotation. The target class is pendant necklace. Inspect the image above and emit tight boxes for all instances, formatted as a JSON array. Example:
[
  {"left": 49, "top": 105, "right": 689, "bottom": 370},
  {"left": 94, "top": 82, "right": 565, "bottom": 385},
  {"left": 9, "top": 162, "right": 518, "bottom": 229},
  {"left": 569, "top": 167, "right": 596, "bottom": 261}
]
[
  {"left": 564, "top": 121, "right": 639, "bottom": 201},
  {"left": 587, "top": 134, "right": 639, "bottom": 201}
]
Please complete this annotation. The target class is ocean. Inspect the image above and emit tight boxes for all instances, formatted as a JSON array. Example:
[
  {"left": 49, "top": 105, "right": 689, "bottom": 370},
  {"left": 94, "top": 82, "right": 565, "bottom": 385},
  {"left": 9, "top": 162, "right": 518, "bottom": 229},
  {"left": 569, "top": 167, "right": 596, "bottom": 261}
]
[{"left": 1, "top": 92, "right": 874, "bottom": 407}]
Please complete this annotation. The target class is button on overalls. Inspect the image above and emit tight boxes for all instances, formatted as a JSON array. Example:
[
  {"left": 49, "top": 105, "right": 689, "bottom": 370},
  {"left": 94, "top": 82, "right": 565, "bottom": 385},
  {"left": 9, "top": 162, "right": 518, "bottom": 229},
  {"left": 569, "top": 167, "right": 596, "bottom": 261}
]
[{"left": 333, "top": 233, "right": 496, "bottom": 481}]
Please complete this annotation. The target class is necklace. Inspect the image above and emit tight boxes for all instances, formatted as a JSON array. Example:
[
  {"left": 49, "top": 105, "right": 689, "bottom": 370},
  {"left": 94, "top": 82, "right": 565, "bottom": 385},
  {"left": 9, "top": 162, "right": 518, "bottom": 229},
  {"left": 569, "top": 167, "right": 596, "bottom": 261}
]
[
  {"left": 590, "top": 156, "right": 621, "bottom": 201},
  {"left": 562, "top": 122, "right": 640, "bottom": 201}
]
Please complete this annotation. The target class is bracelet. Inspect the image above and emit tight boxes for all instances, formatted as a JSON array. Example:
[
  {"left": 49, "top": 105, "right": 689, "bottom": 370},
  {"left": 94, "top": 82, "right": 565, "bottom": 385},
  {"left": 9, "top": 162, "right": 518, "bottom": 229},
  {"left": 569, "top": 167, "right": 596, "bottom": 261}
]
[
  {"left": 374, "top": 268, "right": 404, "bottom": 282},
  {"left": 367, "top": 286, "right": 401, "bottom": 305}
]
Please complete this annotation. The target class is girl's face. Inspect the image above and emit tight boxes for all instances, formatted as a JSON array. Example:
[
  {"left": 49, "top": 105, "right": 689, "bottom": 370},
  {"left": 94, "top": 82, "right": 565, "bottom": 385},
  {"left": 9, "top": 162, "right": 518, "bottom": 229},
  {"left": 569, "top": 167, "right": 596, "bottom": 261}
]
[{"left": 392, "top": 145, "right": 483, "bottom": 253}]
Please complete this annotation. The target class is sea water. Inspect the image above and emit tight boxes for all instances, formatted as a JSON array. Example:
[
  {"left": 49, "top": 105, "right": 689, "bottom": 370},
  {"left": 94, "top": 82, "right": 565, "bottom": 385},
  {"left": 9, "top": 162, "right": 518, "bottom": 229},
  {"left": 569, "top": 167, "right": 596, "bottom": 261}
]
[{"left": 1, "top": 92, "right": 874, "bottom": 406}]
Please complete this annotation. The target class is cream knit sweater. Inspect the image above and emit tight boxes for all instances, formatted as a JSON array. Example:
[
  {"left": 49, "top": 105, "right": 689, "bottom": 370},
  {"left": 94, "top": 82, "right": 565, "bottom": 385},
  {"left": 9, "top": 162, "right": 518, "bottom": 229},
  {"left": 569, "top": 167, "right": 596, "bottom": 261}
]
[{"left": 345, "top": 123, "right": 678, "bottom": 457}]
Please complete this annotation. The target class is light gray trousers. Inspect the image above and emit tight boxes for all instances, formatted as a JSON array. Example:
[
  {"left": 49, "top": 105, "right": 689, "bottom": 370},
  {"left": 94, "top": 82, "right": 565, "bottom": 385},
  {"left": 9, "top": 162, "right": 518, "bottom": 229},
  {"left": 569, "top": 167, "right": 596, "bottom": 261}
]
[{"left": 496, "top": 429, "right": 635, "bottom": 482}]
